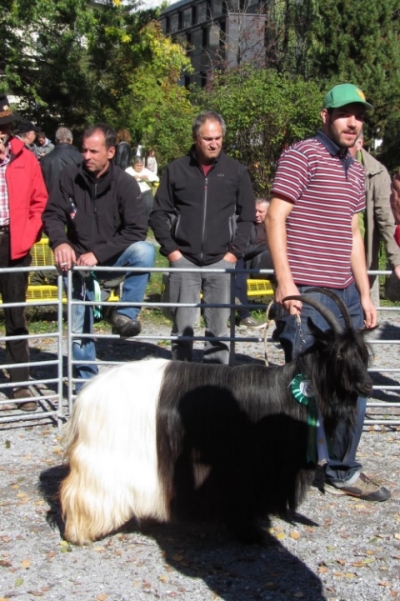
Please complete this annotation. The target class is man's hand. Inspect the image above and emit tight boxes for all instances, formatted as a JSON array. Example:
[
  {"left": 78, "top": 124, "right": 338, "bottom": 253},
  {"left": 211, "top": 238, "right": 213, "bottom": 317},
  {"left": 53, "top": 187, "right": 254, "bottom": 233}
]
[
  {"left": 360, "top": 294, "right": 377, "bottom": 329},
  {"left": 168, "top": 250, "right": 183, "bottom": 262},
  {"left": 77, "top": 252, "right": 98, "bottom": 267},
  {"left": 394, "top": 264, "right": 400, "bottom": 280},
  {"left": 54, "top": 243, "right": 76, "bottom": 271},
  {"left": 275, "top": 281, "right": 302, "bottom": 315},
  {"left": 223, "top": 252, "right": 237, "bottom": 263}
]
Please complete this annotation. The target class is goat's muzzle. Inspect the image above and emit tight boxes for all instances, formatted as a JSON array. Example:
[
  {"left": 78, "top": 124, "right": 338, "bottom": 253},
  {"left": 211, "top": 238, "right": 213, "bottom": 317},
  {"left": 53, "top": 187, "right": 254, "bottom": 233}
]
[{"left": 355, "top": 375, "right": 373, "bottom": 398}]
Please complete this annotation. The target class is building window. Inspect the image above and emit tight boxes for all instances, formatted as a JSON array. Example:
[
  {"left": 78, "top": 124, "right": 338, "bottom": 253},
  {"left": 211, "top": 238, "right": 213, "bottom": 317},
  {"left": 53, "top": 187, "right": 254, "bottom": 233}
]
[
  {"left": 183, "top": 8, "right": 192, "bottom": 28},
  {"left": 212, "top": 0, "right": 225, "bottom": 17},
  {"left": 192, "top": 5, "right": 197, "bottom": 25},
  {"left": 165, "top": 16, "right": 170, "bottom": 33},
  {"left": 192, "top": 29, "right": 203, "bottom": 54},
  {"left": 202, "top": 27, "right": 208, "bottom": 47},
  {"left": 170, "top": 13, "right": 179, "bottom": 33},
  {"left": 197, "top": 2, "right": 207, "bottom": 23},
  {"left": 178, "top": 11, "right": 183, "bottom": 30}
]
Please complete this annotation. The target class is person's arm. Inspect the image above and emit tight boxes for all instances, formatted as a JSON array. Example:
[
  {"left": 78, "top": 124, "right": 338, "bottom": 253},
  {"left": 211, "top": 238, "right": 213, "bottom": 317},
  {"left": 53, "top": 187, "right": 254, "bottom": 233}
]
[
  {"left": 265, "top": 195, "right": 302, "bottom": 314},
  {"left": 150, "top": 166, "right": 180, "bottom": 259},
  {"left": 43, "top": 174, "right": 72, "bottom": 251},
  {"left": 227, "top": 166, "right": 255, "bottom": 262},
  {"left": 144, "top": 168, "right": 159, "bottom": 183},
  {"left": 390, "top": 172, "right": 400, "bottom": 224},
  {"left": 27, "top": 159, "right": 48, "bottom": 249},
  {"left": 369, "top": 167, "right": 400, "bottom": 273},
  {"left": 351, "top": 212, "right": 377, "bottom": 328},
  {"left": 92, "top": 175, "right": 147, "bottom": 264},
  {"left": 43, "top": 174, "right": 76, "bottom": 271}
]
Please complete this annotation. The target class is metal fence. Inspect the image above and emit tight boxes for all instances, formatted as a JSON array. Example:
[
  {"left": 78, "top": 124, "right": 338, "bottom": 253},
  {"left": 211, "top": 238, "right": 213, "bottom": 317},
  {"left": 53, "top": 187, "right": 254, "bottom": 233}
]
[{"left": 1, "top": 265, "right": 400, "bottom": 429}]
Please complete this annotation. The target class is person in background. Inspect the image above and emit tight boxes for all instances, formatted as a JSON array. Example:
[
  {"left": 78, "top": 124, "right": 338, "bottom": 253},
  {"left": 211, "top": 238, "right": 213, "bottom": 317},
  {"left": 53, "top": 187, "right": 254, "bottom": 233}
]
[
  {"left": 114, "top": 128, "right": 133, "bottom": 170},
  {"left": 235, "top": 198, "right": 273, "bottom": 327},
  {"left": 266, "top": 83, "right": 390, "bottom": 502},
  {"left": 40, "top": 126, "right": 82, "bottom": 192},
  {"left": 146, "top": 149, "right": 158, "bottom": 175},
  {"left": 0, "top": 95, "right": 48, "bottom": 411},
  {"left": 15, "top": 120, "right": 40, "bottom": 158},
  {"left": 43, "top": 123, "right": 155, "bottom": 391},
  {"left": 349, "top": 131, "right": 400, "bottom": 301},
  {"left": 151, "top": 110, "right": 255, "bottom": 364},
  {"left": 36, "top": 130, "right": 54, "bottom": 160},
  {"left": 126, "top": 157, "right": 159, "bottom": 224},
  {"left": 391, "top": 171, "right": 400, "bottom": 234}
]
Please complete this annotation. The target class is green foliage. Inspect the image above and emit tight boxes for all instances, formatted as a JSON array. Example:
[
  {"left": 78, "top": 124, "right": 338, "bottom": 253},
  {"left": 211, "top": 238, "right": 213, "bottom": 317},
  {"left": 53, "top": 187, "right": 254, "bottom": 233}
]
[
  {"left": 1, "top": 0, "right": 193, "bottom": 168},
  {"left": 194, "top": 67, "right": 322, "bottom": 194},
  {"left": 107, "top": 21, "right": 196, "bottom": 168}
]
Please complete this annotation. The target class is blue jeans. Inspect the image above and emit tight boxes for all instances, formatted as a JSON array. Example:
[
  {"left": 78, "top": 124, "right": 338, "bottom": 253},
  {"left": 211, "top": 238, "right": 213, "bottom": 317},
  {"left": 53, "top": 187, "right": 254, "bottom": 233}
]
[
  {"left": 67, "top": 241, "right": 155, "bottom": 389},
  {"left": 168, "top": 256, "right": 231, "bottom": 364},
  {"left": 276, "top": 282, "right": 366, "bottom": 485}
]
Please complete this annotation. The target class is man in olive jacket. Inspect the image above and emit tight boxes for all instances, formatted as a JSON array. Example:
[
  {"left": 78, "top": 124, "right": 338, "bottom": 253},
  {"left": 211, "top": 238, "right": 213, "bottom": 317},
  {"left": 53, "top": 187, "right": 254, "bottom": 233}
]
[
  {"left": 350, "top": 134, "right": 400, "bottom": 300},
  {"left": 150, "top": 111, "right": 255, "bottom": 364}
]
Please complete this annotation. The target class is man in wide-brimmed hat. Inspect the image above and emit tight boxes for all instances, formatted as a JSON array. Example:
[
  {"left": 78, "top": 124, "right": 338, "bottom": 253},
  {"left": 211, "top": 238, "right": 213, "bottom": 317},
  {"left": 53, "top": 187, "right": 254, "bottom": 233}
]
[{"left": 0, "top": 95, "right": 48, "bottom": 411}]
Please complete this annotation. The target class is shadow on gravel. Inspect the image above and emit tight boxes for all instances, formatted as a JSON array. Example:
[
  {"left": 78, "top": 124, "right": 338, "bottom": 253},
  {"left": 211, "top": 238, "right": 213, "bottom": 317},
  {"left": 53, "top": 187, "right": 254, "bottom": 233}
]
[{"left": 39, "top": 465, "right": 326, "bottom": 601}]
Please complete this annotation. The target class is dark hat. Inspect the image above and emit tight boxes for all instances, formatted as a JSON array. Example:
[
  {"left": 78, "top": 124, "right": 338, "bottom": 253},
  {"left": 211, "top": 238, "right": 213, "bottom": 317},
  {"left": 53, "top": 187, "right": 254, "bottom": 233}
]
[
  {"left": 17, "top": 120, "right": 39, "bottom": 134},
  {"left": 0, "top": 94, "right": 20, "bottom": 125}
]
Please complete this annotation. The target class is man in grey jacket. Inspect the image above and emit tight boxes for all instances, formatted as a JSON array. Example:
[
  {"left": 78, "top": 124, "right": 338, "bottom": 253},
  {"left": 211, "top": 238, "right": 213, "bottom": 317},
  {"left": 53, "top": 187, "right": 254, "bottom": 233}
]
[{"left": 350, "top": 133, "right": 400, "bottom": 301}]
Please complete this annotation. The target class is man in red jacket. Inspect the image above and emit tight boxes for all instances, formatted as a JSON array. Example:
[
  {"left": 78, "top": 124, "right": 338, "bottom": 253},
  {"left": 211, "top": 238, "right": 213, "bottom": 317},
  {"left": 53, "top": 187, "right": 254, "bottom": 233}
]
[{"left": 0, "top": 95, "right": 48, "bottom": 411}]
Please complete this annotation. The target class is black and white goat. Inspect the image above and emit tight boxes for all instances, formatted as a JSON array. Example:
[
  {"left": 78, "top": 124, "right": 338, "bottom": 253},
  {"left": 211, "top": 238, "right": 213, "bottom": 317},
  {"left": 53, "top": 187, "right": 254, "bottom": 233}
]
[{"left": 60, "top": 289, "right": 373, "bottom": 545}]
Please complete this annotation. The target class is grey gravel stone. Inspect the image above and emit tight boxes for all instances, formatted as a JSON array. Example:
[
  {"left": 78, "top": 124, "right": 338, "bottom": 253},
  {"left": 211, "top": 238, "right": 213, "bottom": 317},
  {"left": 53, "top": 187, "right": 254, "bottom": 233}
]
[{"left": 0, "top": 312, "right": 400, "bottom": 600}]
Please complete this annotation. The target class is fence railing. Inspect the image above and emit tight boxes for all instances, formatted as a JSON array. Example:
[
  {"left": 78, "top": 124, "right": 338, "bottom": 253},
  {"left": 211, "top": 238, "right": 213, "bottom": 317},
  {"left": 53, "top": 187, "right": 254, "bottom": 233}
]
[{"left": 0, "top": 265, "right": 399, "bottom": 428}]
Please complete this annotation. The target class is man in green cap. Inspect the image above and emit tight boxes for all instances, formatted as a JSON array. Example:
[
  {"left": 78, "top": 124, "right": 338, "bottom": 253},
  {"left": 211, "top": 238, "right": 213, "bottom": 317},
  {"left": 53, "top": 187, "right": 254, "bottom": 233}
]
[{"left": 266, "top": 83, "right": 391, "bottom": 502}]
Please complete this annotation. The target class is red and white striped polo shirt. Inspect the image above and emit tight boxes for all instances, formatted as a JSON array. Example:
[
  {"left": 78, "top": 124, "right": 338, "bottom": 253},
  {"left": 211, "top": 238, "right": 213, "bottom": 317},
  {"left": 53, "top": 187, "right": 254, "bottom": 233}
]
[{"left": 271, "top": 134, "right": 365, "bottom": 288}]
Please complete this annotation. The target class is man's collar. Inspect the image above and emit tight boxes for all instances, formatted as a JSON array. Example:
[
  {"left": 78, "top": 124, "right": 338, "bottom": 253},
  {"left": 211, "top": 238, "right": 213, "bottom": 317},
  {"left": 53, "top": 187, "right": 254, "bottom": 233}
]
[
  {"left": 189, "top": 144, "right": 222, "bottom": 166},
  {"left": 315, "top": 130, "right": 355, "bottom": 169},
  {"left": 315, "top": 130, "right": 344, "bottom": 156}
]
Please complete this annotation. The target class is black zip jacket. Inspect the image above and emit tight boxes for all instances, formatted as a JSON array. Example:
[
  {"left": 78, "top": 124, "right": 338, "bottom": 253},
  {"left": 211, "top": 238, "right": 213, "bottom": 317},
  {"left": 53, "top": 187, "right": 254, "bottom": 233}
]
[
  {"left": 150, "top": 147, "right": 255, "bottom": 266},
  {"left": 43, "top": 162, "right": 147, "bottom": 264},
  {"left": 40, "top": 143, "right": 82, "bottom": 193}
]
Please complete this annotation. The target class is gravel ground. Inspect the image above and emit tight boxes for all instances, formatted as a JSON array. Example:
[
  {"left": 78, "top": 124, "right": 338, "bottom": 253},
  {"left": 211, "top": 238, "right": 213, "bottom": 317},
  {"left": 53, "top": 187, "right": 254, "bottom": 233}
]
[{"left": 1, "top": 310, "right": 400, "bottom": 601}]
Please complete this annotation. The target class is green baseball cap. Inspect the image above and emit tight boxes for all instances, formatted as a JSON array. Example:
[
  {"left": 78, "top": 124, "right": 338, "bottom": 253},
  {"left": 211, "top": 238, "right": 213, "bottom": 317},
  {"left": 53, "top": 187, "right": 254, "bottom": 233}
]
[{"left": 323, "top": 84, "right": 373, "bottom": 110}]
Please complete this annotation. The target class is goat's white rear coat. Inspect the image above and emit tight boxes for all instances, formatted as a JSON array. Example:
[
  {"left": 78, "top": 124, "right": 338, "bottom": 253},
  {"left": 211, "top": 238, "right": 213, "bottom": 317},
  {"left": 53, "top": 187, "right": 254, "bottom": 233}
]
[{"left": 61, "top": 358, "right": 170, "bottom": 544}]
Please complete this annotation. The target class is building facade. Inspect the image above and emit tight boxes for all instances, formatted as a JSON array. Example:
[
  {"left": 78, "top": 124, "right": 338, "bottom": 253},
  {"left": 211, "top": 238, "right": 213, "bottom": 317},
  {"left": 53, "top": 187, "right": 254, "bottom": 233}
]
[{"left": 160, "top": 0, "right": 266, "bottom": 87}]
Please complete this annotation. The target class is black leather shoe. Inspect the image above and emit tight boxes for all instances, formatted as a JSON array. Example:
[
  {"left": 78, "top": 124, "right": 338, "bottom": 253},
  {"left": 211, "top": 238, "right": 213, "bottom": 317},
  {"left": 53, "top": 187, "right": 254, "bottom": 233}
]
[{"left": 111, "top": 313, "right": 141, "bottom": 337}]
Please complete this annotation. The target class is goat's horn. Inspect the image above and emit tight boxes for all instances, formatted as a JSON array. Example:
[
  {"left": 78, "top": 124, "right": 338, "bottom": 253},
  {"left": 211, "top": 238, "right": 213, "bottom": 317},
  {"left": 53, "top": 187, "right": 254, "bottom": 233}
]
[
  {"left": 302, "top": 287, "right": 352, "bottom": 329},
  {"left": 282, "top": 294, "right": 343, "bottom": 334}
]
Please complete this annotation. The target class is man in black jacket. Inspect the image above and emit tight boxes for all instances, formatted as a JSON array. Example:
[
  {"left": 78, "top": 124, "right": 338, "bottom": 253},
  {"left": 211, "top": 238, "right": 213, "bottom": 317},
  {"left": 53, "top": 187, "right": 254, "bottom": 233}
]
[
  {"left": 41, "top": 127, "right": 82, "bottom": 192},
  {"left": 43, "top": 123, "right": 155, "bottom": 389},
  {"left": 150, "top": 111, "right": 255, "bottom": 364}
]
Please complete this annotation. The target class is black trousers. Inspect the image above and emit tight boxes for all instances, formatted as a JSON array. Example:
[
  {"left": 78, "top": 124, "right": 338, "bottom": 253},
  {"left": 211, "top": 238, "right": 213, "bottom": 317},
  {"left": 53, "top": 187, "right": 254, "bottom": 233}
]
[{"left": 0, "top": 230, "right": 31, "bottom": 384}]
